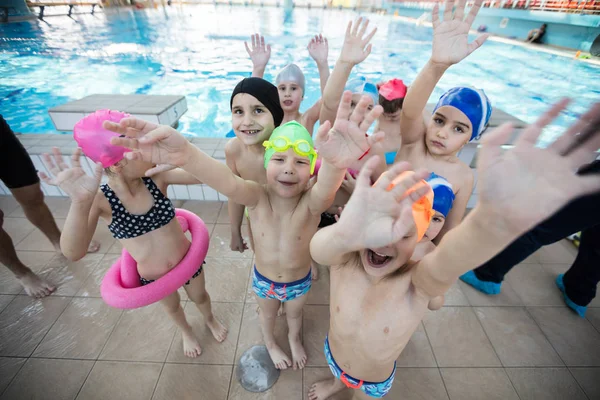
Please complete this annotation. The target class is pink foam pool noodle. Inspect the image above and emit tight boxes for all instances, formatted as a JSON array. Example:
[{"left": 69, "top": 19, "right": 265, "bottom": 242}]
[
  {"left": 73, "top": 109, "right": 130, "bottom": 168},
  {"left": 100, "top": 209, "right": 210, "bottom": 309}
]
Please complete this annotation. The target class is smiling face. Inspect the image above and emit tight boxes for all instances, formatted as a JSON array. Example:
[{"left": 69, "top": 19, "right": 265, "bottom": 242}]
[
  {"left": 359, "top": 230, "right": 419, "bottom": 279},
  {"left": 231, "top": 93, "right": 276, "bottom": 146},
  {"left": 421, "top": 211, "right": 446, "bottom": 242},
  {"left": 426, "top": 106, "right": 473, "bottom": 156},
  {"left": 278, "top": 82, "right": 303, "bottom": 113},
  {"left": 265, "top": 148, "right": 312, "bottom": 198}
]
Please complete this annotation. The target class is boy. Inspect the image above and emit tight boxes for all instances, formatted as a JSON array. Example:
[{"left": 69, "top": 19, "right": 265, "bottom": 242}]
[
  {"left": 376, "top": 78, "right": 407, "bottom": 165},
  {"left": 226, "top": 77, "right": 283, "bottom": 253},
  {"left": 308, "top": 98, "right": 600, "bottom": 399},
  {"left": 105, "top": 92, "right": 386, "bottom": 371},
  {"left": 245, "top": 33, "right": 329, "bottom": 134},
  {"left": 395, "top": 0, "right": 490, "bottom": 242}
]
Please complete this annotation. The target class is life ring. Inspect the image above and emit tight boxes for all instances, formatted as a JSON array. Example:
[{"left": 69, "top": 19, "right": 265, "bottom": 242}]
[{"left": 100, "top": 208, "right": 210, "bottom": 309}]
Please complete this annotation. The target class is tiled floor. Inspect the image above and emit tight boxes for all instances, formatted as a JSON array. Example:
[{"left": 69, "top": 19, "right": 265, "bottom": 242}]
[{"left": 0, "top": 197, "right": 599, "bottom": 400}]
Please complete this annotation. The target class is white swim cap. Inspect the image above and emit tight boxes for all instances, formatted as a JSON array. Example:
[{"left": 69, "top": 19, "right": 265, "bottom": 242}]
[{"left": 275, "top": 64, "right": 305, "bottom": 94}]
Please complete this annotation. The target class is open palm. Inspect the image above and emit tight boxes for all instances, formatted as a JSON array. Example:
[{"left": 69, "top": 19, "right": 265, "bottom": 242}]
[
  {"left": 315, "top": 92, "right": 384, "bottom": 169},
  {"left": 307, "top": 34, "right": 328, "bottom": 64},
  {"left": 339, "top": 17, "right": 377, "bottom": 65},
  {"left": 431, "top": 0, "right": 488, "bottom": 66},
  {"left": 338, "top": 158, "right": 431, "bottom": 250},
  {"left": 245, "top": 34, "right": 271, "bottom": 69},
  {"left": 39, "top": 148, "right": 102, "bottom": 203},
  {"left": 476, "top": 99, "right": 600, "bottom": 234},
  {"left": 104, "top": 118, "right": 192, "bottom": 173}
]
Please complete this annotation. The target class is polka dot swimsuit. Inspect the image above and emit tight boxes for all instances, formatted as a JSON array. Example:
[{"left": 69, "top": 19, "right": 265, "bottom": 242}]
[{"left": 100, "top": 177, "right": 176, "bottom": 240}]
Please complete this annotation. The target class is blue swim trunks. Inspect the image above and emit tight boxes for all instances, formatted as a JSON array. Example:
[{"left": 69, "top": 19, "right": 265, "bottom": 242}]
[
  {"left": 252, "top": 266, "right": 311, "bottom": 302},
  {"left": 324, "top": 336, "right": 396, "bottom": 398}
]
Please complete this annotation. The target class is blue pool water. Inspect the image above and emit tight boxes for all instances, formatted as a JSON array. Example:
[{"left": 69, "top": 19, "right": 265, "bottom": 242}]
[{"left": 1, "top": 5, "right": 599, "bottom": 144}]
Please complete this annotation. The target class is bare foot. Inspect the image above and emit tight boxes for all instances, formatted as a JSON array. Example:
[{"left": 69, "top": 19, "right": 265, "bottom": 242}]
[
  {"left": 256, "top": 304, "right": 285, "bottom": 317},
  {"left": 311, "top": 264, "right": 319, "bottom": 281},
  {"left": 87, "top": 240, "right": 101, "bottom": 253},
  {"left": 308, "top": 377, "right": 347, "bottom": 400},
  {"left": 19, "top": 271, "right": 56, "bottom": 298},
  {"left": 206, "top": 316, "right": 228, "bottom": 342},
  {"left": 266, "top": 343, "right": 292, "bottom": 370},
  {"left": 182, "top": 330, "right": 202, "bottom": 358},
  {"left": 289, "top": 335, "right": 307, "bottom": 370}
]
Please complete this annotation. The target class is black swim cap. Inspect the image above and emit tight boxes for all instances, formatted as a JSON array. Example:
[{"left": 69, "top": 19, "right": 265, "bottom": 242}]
[{"left": 230, "top": 77, "right": 284, "bottom": 127}]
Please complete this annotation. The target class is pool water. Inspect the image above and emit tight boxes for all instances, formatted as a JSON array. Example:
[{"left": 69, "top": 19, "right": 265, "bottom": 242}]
[{"left": 1, "top": 5, "right": 599, "bottom": 145}]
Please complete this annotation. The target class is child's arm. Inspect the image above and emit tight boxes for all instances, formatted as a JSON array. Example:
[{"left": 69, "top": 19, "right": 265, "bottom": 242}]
[
  {"left": 104, "top": 121, "right": 262, "bottom": 208},
  {"left": 38, "top": 148, "right": 103, "bottom": 261},
  {"left": 310, "top": 157, "right": 431, "bottom": 266},
  {"left": 308, "top": 92, "right": 384, "bottom": 215},
  {"left": 245, "top": 34, "right": 271, "bottom": 78},
  {"left": 225, "top": 139, "right": 249, "bottom": 253},
  {"left": 301, "top": 99, "right": 322, "bottom": 133},
  {"left": 308, "top": 34, "right": 330, "bottom": 94},
  {"left": 412, "top": 99, "right": 600, "bottom": 298},
  {"left": 156, "top": 168, "right": 203, "bottom": 185},
  {"left": 433, "top": 171, "right": 473, "bottom": 244},
  {"left": 400, "top": 0, "right": 488, "bottom": 146},
  {"left": 319, "top": 18, "right": 376, "bottom": 124}
]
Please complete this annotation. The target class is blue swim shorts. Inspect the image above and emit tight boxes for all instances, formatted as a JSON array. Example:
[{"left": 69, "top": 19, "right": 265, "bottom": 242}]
[{"left": 252, "top": 266, "right": 311, "bottom": 302}]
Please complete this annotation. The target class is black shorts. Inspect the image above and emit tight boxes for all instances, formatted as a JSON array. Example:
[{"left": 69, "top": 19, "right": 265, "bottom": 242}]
[{"left": 0, "top": 115, "right": 39, "bottom": 189}]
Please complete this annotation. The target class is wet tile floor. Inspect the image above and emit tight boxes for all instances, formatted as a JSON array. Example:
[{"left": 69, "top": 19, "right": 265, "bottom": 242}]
[{"left": 0, "top": 197, "right": 599, "bottom": 400}]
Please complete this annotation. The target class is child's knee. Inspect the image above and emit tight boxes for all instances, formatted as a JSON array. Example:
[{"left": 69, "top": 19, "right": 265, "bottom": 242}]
[
  {"left": 284, "top": 306, "right": 303, "bottom": 320},
  {"left": 188, "top": 289, "right": 210, "bottom": 305}
]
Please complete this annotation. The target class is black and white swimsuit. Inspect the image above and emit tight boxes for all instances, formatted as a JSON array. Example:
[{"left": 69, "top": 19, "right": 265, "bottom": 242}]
[
  {"left": 100, "top": 177, "right": 176, "bottom": 240},
  {"left": 100, "top": 177, "right": 203, "bottom": 286}
]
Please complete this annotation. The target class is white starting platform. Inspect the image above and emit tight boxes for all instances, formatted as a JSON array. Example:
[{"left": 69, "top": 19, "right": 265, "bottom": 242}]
[{"left": 48, "top": 94, "right": 188, "bottom": 131}]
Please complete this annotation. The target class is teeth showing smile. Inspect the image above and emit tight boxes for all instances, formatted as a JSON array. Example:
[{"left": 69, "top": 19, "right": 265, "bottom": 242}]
[
  {"left": 244, "top": 130, "right": 260, "bottom": 135},
  {"left": 368, "top": 249, "right": 392, "bottom": 267}
]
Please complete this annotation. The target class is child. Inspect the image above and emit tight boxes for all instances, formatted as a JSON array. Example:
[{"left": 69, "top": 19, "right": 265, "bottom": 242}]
[
  {"left": 225, "top": 77, "right": 284, "bottom": 253},
  {"left": 308, "top": 96, "right": 600, "bottom": 399},
  {"left": 39, "top": 125, "right": 227, "bottom": 359},
  {"left": 245, "top": 33, "right": 329, "bottom": 134},
  {"left": 105, "top": 92, "right": 386, "bottom": 371},
  {"left": 376, "top": 78, "right": 408, "bottom": 165},
  {"left": 395, "top": 0, "right": 490, "bottom": 243}
]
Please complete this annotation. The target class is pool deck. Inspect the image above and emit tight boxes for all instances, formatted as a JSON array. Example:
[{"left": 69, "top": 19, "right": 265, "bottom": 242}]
[{"left": 0, "top": 196, "right": 599, "bottom": 400}]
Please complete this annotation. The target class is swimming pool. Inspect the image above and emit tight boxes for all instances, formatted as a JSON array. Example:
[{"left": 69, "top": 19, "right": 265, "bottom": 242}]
[{"left": 1, "top": 5, "right": 599, "bottom": 145}]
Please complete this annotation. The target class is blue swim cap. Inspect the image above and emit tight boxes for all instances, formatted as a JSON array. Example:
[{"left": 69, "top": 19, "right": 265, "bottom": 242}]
[
  {"left": 427, "top": 173, "right": 455, "bottom": 218},
  {"left": 433, "top": 87, "right": 492, "bottom": 141},
  {"left": 345, "top": 76, "right": 379, "bottom": 106}
]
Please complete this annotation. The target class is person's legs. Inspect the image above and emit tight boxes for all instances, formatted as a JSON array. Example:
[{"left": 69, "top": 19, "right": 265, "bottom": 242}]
[
  {"left": 460, "top": 183, "right": 600, "bottom": 294},
  {"left": 283, "top": 294, "right": 309, "bottom": 369},
  {"left": 0, "top": 208, "right": 56, "bottom": 297},
  {"left": 10, "top": 184, "right": 62, "bottom": 251},
  {"left": 256, "top": 295, "right": 291, "bottom": 370},
  {"left": 160, "top": 289, "right": 202, "bottom": 358},
  {"left": 183, "top": 265, "right": 228, "bottom": 343},
  {"left": 558, "top": 224, "right": 600, "bottom": 315}
]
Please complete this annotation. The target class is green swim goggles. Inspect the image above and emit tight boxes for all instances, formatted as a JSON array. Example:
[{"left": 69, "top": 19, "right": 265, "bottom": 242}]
[{"left": 263, "top": 136, "right": 318, "bottom": 174}]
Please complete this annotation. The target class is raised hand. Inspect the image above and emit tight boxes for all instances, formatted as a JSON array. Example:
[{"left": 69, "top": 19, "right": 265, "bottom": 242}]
[
  {"left": 245, "top": 33, "right": 271, "bottom": 70},
  {"left": 431, "top": 0, "right": 488, "bottom": 66},
  {"left": 315, "top": 91, "right": 385, "bottom": 169},
  {"left": 307, "top": 34, "right": 329, "bottom": 65},
  {"left": 39, "top": 147, "right": 103, "bottom": 203},
  {"left": 337, "top": 157, "right": 431, "bottom": 250},
  {"left": 339, "top": 17, "right": 377, "bottom": 66},
  {"left": 476, "top": 99, "right": 600, "bottom": 234},
  {"left": 103, "top": 118, "right": 192, "bottom": 175}
]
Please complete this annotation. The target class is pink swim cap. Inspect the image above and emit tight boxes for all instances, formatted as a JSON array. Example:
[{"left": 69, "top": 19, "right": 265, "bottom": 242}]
[{"left": 73, "top": 109, "right": 130, "bottom": 168}]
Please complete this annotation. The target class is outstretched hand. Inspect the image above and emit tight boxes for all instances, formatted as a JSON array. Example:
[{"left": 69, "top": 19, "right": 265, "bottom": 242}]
[
  {"left": 476, "top": 99, "right": 600, "bottom": 234},
  {"left": 39, "top": 147, "right": 103, "bottom": 203},
  {"left": 103, "top": 118, "right": 192, "bottom": 176},
  {"left": 339, "top": 17, "right": 377, "bottom": 65},
  {"left": 308, "top": 34, "right": 329, "bottom": 65},
  {"left": 337, "top": 157, "right": 431, "bottom": 250},
  {"left": 315, "top": 91, "right": 385, "bottom": 169},
  {"left": 431, "top": 0, "right": 488, "bottom": 66},
  {"left": 245, "top": 33, "right": 271, "bottom": 70}
]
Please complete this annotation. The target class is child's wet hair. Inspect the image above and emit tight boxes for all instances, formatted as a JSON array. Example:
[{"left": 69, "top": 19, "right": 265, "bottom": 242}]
[{"left": 379, "top": 95, "right": 404, "bottom": 114}]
